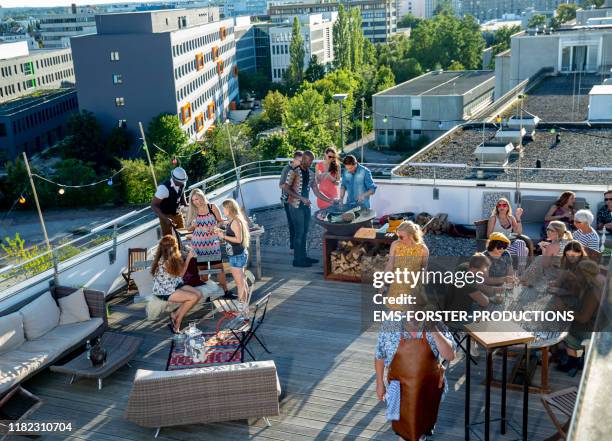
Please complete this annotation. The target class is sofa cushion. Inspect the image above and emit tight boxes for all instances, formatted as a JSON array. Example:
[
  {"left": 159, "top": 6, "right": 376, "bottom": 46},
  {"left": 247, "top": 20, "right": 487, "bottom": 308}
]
[
  {"left": 0, "top": 350, "right": 50, "bottom": 395},
  {"left": 20, "top": 317, "right": 104, "bottom": 356},
  {"left": 20, "top": 292, "right": 60, "bottom": 340},
  {"left": 132, "top": 270, "right": 154, "bottom": 298},
  {"left": 58, "top": 288, "right": 91, "bottom": 325},
  {"left": 0, "top": 311, "right": 25, "bottom": 355}
]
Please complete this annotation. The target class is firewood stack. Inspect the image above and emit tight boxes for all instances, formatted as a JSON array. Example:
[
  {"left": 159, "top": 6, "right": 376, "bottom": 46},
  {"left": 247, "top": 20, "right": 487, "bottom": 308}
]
[
  {"left": 330, "top": 241, "right": 388, "bottom": 277},
  {"left": 416, "top": 212, "right": 449, "bottom": 235}
]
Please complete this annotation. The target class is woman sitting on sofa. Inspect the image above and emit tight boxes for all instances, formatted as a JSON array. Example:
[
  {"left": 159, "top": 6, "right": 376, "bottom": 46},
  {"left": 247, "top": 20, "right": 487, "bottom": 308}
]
[{"left": 151, "top": 235, "right": 203, "bottom": 333}]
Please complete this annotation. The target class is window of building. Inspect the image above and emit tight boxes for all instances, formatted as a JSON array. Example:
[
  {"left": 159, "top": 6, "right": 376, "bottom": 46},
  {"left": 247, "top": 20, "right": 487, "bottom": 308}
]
[
  {"left": 110, "top": 51, "right": 120, "bottom": 61},
  {"left": 0, "top": 123, "right": 6, "bottom": 137},
  {"left": 115, "top": 97, "right": 125, "bottom": 106},
  {"left": 411, "top": 109, "right": 420, "bottom": 117},
  {"left": 118, "top": 119, "right": 127, "bottom": 128},
  {"left": 178, "top": 16, "right": 187, "bottom": 29},
  {"left": 113, "top": 74, "right": 123, "bottom": 84},
  {"left": 413, "top": 129, "right": 421, "bottom": 135}
]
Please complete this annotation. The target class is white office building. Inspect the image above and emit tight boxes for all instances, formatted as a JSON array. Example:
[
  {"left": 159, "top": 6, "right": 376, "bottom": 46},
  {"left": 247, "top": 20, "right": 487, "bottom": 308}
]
[
  {"left": 39, "top": 5, "right": 97, "bottom": 49},
  {"left": 71, "top": 7, "right": 238, "bottom": 140},
  {"left": 270, "top": 13, "right": 336, "bottom": 82}
]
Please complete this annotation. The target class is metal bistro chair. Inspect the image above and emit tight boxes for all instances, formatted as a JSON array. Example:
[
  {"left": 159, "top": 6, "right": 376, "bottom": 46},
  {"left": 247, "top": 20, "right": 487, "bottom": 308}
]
[
  {"left": 122, "top": 248, "right": 148, "bottom": 289},
  {"left": 226, "top": 294, "right": 272, "bottom": 362}
]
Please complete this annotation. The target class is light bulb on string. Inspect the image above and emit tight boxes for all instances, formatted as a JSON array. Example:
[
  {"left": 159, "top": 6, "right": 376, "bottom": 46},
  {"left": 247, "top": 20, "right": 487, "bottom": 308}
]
[
  {"left": 383, "top": 115, "right": 388, "bottom": 124},
  {"left": 58, "top": 187, "right": 65, "bottom": 195},
  {"left": 18, "top": 195, "right": 26, "bottom": 204},
  {"left": 107, "top": 178, "right": 113, "bottom": 186},
  {"left": 172, "top": 158, "right": 178, "bottom": 165}
]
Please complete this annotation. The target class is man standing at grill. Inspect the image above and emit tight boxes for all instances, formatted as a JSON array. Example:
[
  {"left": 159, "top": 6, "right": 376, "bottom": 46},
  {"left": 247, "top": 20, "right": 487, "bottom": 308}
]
[
  {"left": 283, "top": 151, "right": 333, "bottom": 267},
  {"left": 151, "top": 167, "right": 188, "bottom": 237},
  {"left": 279, "top": 151, "right": 303, "bottom": 251},
  {"left": 340, "top": 155, "right": 377, "bottom": 208}
]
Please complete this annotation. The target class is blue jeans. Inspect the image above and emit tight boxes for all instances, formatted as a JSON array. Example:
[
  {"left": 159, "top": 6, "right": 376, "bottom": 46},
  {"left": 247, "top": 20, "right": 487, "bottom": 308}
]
[
  {"left": 229, "top": 250, "right": 248, "bottom": 269},
  {"left": 283, "top": 202, "right": 295, "bottom": 249},
  {"left": 289, "top": 204, "right": 310, "bottom": 263}
]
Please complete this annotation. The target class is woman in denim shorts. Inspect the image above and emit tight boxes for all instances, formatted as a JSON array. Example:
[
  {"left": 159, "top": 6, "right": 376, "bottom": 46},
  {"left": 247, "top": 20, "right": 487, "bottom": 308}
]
[{"left": 215, "top": 199, "right": 250, "bottom": 311}]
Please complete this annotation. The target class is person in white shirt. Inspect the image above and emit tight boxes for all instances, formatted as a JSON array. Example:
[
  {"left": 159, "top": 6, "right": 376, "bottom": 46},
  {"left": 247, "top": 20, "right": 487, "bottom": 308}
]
[
  {"left": 572, "top": 209, "right": 600, "bottom": 251},
  {"left": 151, "top": 167, "right": 188, "bottom": 236}
]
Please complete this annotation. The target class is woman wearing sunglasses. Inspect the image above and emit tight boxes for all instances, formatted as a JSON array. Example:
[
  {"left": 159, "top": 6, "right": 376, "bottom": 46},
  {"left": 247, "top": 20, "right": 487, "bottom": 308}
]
[
  {"left": 487, "top": 198, "right": 532, "bottom": 256},
  {"left": 315, "top": 147, "right": 340, "bottom": 209}
]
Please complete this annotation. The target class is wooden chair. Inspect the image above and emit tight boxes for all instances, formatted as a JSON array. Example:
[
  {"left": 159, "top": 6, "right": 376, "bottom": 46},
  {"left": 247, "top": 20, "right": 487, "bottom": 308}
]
[
  {"left": 122, "top": 248, "right": 147, "bottom": 289},
  {"left": 474, "top": 219, "right": 488, "bottom": 252},
  {"left": 541, "top": 387, "right": 577, "bottom": 441}
]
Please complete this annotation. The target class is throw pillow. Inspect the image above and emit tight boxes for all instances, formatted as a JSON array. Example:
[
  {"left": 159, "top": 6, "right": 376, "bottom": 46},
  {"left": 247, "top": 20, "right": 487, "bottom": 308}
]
[
  {"left": 0, "top": 311, "right": 25, "bottom": 355},
  {"left": 131, "top": 270, "right": 154, "bottom": 297},
  {"left": 19, "top": 291, "right": 60, "bottom": 340},
  {"left": 58, "top": 288, "right": 91, "bottom": 325}
]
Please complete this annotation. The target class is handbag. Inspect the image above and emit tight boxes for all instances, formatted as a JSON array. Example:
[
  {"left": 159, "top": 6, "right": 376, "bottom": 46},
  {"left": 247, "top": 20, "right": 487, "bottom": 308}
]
[{"left": 385, "top": 380, "right": 401, "bottom": 421}]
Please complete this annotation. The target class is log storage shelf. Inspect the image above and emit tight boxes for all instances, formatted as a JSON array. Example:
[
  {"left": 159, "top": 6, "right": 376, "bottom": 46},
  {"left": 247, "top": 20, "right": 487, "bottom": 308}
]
[{"left": 323, "top": 233, "right": 394, "bottom": 283}]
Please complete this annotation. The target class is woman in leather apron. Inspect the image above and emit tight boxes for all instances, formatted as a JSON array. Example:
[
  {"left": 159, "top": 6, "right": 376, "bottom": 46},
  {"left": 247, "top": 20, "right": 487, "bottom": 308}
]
[{"left": 375, "top": 319, "right": 456, "bottom": 440}]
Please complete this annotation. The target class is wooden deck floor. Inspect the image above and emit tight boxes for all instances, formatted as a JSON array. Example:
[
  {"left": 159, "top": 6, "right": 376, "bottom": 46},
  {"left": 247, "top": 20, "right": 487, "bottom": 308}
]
[{"left": 22, "top": 247, "right": 581, "bottom": 441}]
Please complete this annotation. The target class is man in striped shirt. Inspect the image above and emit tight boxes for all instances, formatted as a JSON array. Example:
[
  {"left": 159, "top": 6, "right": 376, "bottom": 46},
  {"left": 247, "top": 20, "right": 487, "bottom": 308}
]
[{"left": 573, "top": 209, "right": 600, "bottom": 251}]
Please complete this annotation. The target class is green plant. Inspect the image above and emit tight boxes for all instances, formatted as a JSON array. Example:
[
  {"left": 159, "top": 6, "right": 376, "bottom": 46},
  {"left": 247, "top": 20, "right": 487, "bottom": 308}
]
[{"left": 1, "top": 233, "right": 53, "bottom": 276}]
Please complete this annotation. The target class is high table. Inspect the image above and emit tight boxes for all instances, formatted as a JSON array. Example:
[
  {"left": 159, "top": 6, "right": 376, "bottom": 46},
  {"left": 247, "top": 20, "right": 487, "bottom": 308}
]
[{"left": 464, "top": 321, "right": 534, "bottom": 441}]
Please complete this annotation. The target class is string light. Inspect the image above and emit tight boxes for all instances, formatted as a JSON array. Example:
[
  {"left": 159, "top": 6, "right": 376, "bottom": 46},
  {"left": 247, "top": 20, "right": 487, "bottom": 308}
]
[
  {"left": 18, "top": 195, "right": 26, "bottom": 204},
  {"left": 32, "top": 167, "right": 125, "bottom": 189},
  {"left": 172, "top": 158, "right": 178, "bottom": 165},
  {"left": 107, "top": 178, "right": 113, "bottom": 186},
  {"left": 383, "top": 115, "right": 388, "bottom": 123},
  {"left": 58, "top": 188, "right": 65, "bottom": 195}
]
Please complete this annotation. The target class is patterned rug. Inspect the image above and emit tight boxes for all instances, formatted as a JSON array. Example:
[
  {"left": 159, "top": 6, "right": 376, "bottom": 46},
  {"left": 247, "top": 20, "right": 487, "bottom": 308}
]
[{"left": 166, "top": 331, "right": 242, "bottom": 370}]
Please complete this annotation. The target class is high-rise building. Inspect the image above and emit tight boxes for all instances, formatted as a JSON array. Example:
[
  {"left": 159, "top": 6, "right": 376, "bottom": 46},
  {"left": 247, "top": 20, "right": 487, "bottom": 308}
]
[
  {"left": 424, "top": 0, "right": 461, "bottom": 18},
  {"left": 269, "top": 0, "right": 398, "bottom": 43},
  {"left": 71, "top": 7, "right": 239, "bottom": 141},
  {"left": 269, "top": 13, "right": 336, "bottom": 82},
  {"left": 459, "top": 0, "right": 565, "bottom": 22},
  {"left": 39, "top": 4, "right": 97, "bottom": 48},
  {"left": 399, "top": 0, "right": 426, "bottom": 19},
  {"left": 0, "top": 41, "right": 75, "bottom": 104},
  {"left": 234, "top": 16, "right": 257, "bottom": 74},
  {"left": 223, "top": 0, "right": 269, "bottom": 17},
  {"left": 254, "top": 23, "right": 272, "bottom": 78}
]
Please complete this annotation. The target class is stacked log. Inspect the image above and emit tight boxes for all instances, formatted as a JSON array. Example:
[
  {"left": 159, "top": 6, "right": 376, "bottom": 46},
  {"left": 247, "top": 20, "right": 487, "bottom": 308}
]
[
  {"left": 330, "top": 241, "right": 388, "bottom": 277},
  {"left": 417, "top": 212, "right": 449, "bottom": 235}
]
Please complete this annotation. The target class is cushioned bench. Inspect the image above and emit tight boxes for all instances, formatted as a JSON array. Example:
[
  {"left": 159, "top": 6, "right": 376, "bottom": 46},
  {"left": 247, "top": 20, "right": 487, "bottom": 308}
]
[{"left": 519, "top": 195, "right": 588, "bottom": 239}]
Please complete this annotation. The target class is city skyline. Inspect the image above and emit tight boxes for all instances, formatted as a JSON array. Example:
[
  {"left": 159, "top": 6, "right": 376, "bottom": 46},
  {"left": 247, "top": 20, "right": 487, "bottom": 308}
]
[{"left": 0, "top": 0, "right": 156, "bottom": 8}]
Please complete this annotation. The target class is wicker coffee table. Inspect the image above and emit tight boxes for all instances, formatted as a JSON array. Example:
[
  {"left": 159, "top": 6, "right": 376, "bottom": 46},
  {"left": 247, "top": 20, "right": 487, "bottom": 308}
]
[{"left": 50, "top": 332, "right": 142, "bottom": 390}]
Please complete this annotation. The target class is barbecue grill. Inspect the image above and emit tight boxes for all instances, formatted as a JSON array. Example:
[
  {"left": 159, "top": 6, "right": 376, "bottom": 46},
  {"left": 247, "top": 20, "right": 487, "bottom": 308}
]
[{"left": 314, "top": 203, "right": 377, "bottom": 236}]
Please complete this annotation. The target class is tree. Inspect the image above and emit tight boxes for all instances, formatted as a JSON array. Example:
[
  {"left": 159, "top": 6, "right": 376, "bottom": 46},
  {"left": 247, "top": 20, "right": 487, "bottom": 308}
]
[
  {"left": 362, "top": 39, "right": 377, "bottom": 66},
  {"left": 50, "top": 159, "right": 112, "bottom": 207},
  {"left": 528, "top": 14, "right": 547, "bottom": 29},
  {"left": 393, "top": 58, "right": 423, "bottom": 84},
  {"left": 398, "top": 13, "right": 422, "bottom": 29},
  {"left": 147, "top": 113, "right": 189, "bottom": 159},
  {"left": 177, "top": 142, "right": 216, "bottom": 184},
  {"left": 304, "top": 55, "right": 326, "bottom": 82},
  {"left": 106, "top": 126, "right": 133, "bottom": 157},
  {"left": 118, "top": 158, "right": 172, "bottom": 204},
  {"left": 262, "top": 90, "right": 289, "bottom": 127},
  {"left": 256, "top": 133, "right": 294, "bottom": 159},
  {"left": 237, "top": 70, "right": 274, "bottom": 100},
  {"left": 349, "top": 7, "right": 364, "bottom": 68},
  {"left": 287, "top": 17, "right": 305, "bottom": 87},
  {"left": 582, "top": 0, "right": 604, "bottom": 8},
  {"left": 207, "top": 123, "right": 256, "bottom": 170},
  {"left": 374, "top": 65, "right": 396, "bottom": 93},
  {"left": 59, "top": 110, "right": 106, "bottom": 168},
  {"left": 448, "top": 60, "right": 465, "bottom": 70},
  {"left": 333, "top": 5, "right": 351, "bottom": 70}
]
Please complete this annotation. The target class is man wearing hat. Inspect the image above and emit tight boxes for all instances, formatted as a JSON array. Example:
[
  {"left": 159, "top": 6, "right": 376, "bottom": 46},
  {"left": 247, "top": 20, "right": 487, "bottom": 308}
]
[{"left": 151, "top": 167, "right": 188, "bottom": 236}]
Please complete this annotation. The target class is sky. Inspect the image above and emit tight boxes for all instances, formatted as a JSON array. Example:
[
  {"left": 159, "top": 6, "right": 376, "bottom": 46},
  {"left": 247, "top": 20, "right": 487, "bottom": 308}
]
[{"left": 1, "top": 0, "right": 146, "bottom": 7}]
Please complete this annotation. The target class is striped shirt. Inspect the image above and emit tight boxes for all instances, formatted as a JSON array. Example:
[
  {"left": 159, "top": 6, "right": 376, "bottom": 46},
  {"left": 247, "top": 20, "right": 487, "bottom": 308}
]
[
  {"left": 573, "top": 228, "right": 600, "bottom": 251},
  {"left": 285, "top": 166, "right": 315, "bottom": 208}
]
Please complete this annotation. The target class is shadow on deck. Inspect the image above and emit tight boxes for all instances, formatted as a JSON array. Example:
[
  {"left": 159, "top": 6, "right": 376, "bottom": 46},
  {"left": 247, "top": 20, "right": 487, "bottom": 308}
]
[{"left": 22, "top": 247, "right": 581, "bottom": 441}]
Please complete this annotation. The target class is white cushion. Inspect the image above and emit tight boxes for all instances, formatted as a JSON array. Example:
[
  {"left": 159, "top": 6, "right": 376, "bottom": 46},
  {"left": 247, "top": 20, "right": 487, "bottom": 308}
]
[
  {"left": 132, "top": 270, "right": 154, "bottom": 298},
  {"left": 0, "top": 350, "right": 50, "bottom": 395},
  {"left": 58, "top": 289, "right": 91, "bottom": 325},
  {"left": 19, "top": 292, "right": 60, "bottom": 340},
  {"left": 0, "top": 312, "right": 25, "bottom": 355},
  {"left": 197, "top": 280, "right": 224, "bottom": 300}
]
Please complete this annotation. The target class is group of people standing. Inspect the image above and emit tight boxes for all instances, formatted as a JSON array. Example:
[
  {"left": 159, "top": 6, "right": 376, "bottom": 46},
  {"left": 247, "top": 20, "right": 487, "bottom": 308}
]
[
  {"left": 279, "top": 149, "right": 377, "bottom": 267},
  {"left": 149, "top": 167, "right": 251, "bottom": 333}
]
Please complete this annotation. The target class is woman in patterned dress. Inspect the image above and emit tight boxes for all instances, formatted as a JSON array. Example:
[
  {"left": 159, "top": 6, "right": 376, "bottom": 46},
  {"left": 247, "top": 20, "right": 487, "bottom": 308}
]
[
  {"left": 151, "top": 235, "right": 202, "bottom": 333},
  {"left": 186, "top": 189, "right": 231, "bottom": 298}
]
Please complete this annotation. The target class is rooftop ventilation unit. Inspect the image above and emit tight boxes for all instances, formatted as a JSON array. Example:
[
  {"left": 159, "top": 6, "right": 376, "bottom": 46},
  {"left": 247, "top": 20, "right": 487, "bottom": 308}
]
[
  {"left": 495, "top": 127, "right": 526, "bottom": 145},
  {"left": 473, "top": 142, "right": 514, "bottom": 167},
  {"left": 588, "top": 85, "right": 612, "bottom": 121},
  {"left": 507, "top": 114, "right": 540, "bottom": 138}
]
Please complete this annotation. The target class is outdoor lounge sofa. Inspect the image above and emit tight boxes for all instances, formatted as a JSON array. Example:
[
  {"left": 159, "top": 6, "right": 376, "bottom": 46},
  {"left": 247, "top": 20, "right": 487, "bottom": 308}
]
[
  {"left": 0, "top": 286, "right": 107, "bottom": 396},
  {"left": 125, "top": 360, "right": 281, "bottom": 437}
]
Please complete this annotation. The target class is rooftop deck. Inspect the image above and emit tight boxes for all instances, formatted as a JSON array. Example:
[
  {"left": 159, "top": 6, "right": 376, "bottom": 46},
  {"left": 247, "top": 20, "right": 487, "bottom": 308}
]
[{"left": 20, "top": 244, "right": 582, "bottom": 441}]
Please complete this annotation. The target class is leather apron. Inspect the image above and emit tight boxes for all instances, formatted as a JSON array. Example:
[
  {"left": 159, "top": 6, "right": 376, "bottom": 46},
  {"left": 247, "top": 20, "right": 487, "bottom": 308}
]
[{"left": 387, "top": 330, "right": 444, "bottom": 441}]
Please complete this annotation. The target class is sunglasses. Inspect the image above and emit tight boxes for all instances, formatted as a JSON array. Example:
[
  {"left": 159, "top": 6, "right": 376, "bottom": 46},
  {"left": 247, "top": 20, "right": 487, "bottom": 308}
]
[
  {"left": 326, "top": 155, "right": 336, "bottom": 159},
  {"left": 605, "top": 198, "right": 612, "bottom": 202},
  {"left": 497, "top": 203, "right": 508, "bottom": 208}
]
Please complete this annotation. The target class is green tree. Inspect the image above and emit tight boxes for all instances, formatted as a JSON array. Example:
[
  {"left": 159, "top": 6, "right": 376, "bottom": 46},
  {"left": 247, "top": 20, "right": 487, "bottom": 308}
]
[
  {"left": 333, "top": 5, "right": 351, "bottom": 70},
  {"left": 488, "top": 25, "right": 521, "bottom": 67},
  {"left": 207, "top": 123, "right": 256, "bottom": 170},
  {"left": 528, "top": 14, "right": 547, "bottom": 29},
  {"left": 582, "top": 0, "right": 604, "bottom": 8},
  {"left": 304, "top": 55, "right": 326, "bottom": 82},
  {"left": 178, "top": 142, "right": 216, "bottom": 184},
  {"left": 261, "top": 90, "right": 289, "bottom": 127},
  {"left": 147, "top": 113, "right": 189, "bottom": 159},
  {"left": 255, "top": 133, "right": 294, "bottom": 159},
  {"left": 398, "top": 13, "right": 422, "bottom": 29},
  {"left": 556, "top": 3, "right": 578, "bottom": 23},
  {"left": 237, "top": 70, "right": 274, "bottom": 100},
  {"left": 393, "top": 58, "right": 423, "bottom": 83},
  {"left": 106, "top": 126, "right": 133, "bottom": 157},
  {"left": 287, "top": 16, "right": 305, "bottom": 88},
  {"left": 49, "top": 159, "right": 113, "bottom": 207},
  {"left": 118, "top": 158, "right": 172, "bottom": 204},
  {"left": 447, "top": 60, "right": 465, "bottom": 70},
  {"left": 349, "top": 7, "right": 364, "bottom": 68},
  {"left": 374, "top": 65, "right": 396, "bottom": 92},
  {"left": 59, "top": 110, "right": 107, "bottom": 168},
  {"left": 362, "top": 39, "right": 377, "bottom": 66}
]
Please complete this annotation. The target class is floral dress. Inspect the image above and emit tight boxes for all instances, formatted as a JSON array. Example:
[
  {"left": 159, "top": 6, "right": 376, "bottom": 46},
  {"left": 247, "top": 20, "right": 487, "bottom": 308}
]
[
  {"left": 152, "top": 260, "right": 183, "bottom": 300},
  {"left": 191, "top": 207, "right": 221, "bottom": 259}
]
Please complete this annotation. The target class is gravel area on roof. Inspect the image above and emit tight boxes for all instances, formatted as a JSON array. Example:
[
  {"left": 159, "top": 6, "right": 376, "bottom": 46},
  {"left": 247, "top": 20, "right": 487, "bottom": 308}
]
[
  {"left": 502, "top": 74, "right": 602, "bottom": 122},
  {"left": 396, "top": 126, "right": 611, "bottom": 185},
  {"left": 255, "top": 207, "right": 477, "bottom": 257}
]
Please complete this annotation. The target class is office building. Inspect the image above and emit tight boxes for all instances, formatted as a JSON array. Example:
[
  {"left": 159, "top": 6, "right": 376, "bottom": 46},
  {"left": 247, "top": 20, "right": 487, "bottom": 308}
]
[
  {"left": 0, "top": 89, "right": 78, "bottom": 161},
  {"left": 71, "top": 7, "right": 238, "bottom": 141},
  {"left": 223, "top": 0, "right": 269, "bottom": 17},
  {"left": 269, "top": 0, "right": 398, "bottom": 43},
  {"left": 254, "top": 23, "right": 272, "bottom": 78},
  {"left": 494, "top": 25, "right": 612, "bottom": 98},
  {"left": 424, "top": 0, "right": 460, "bottom": 18},
  {"left": 234, "top": 16, "right": 257, "bottom": 73},
  {"left": 269, "top": 13, "right": 336, "bottom": 82},
  {"left": 0, "top": 41, "right": 75, "bottom": 104},
  {"left": 39, "top": 4, "right": 97, "bottom": 49},
  {"left": 399, "top": 0, "right": 425, "bottom": 18},
  {"left": 459, "top": 0, "right": 565, "bottom": 22},
  {"left": 373, "top": 70, "right": 495, "bottom": 146}
]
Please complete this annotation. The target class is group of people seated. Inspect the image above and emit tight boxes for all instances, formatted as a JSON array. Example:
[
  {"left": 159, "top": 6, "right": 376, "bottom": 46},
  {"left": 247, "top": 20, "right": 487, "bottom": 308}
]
[
  {"left": 149, "top": 167, "right": 252, "bottom": 334},
  {"left": 484, "top": 191, "right": 606, "bottom": 259}
]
